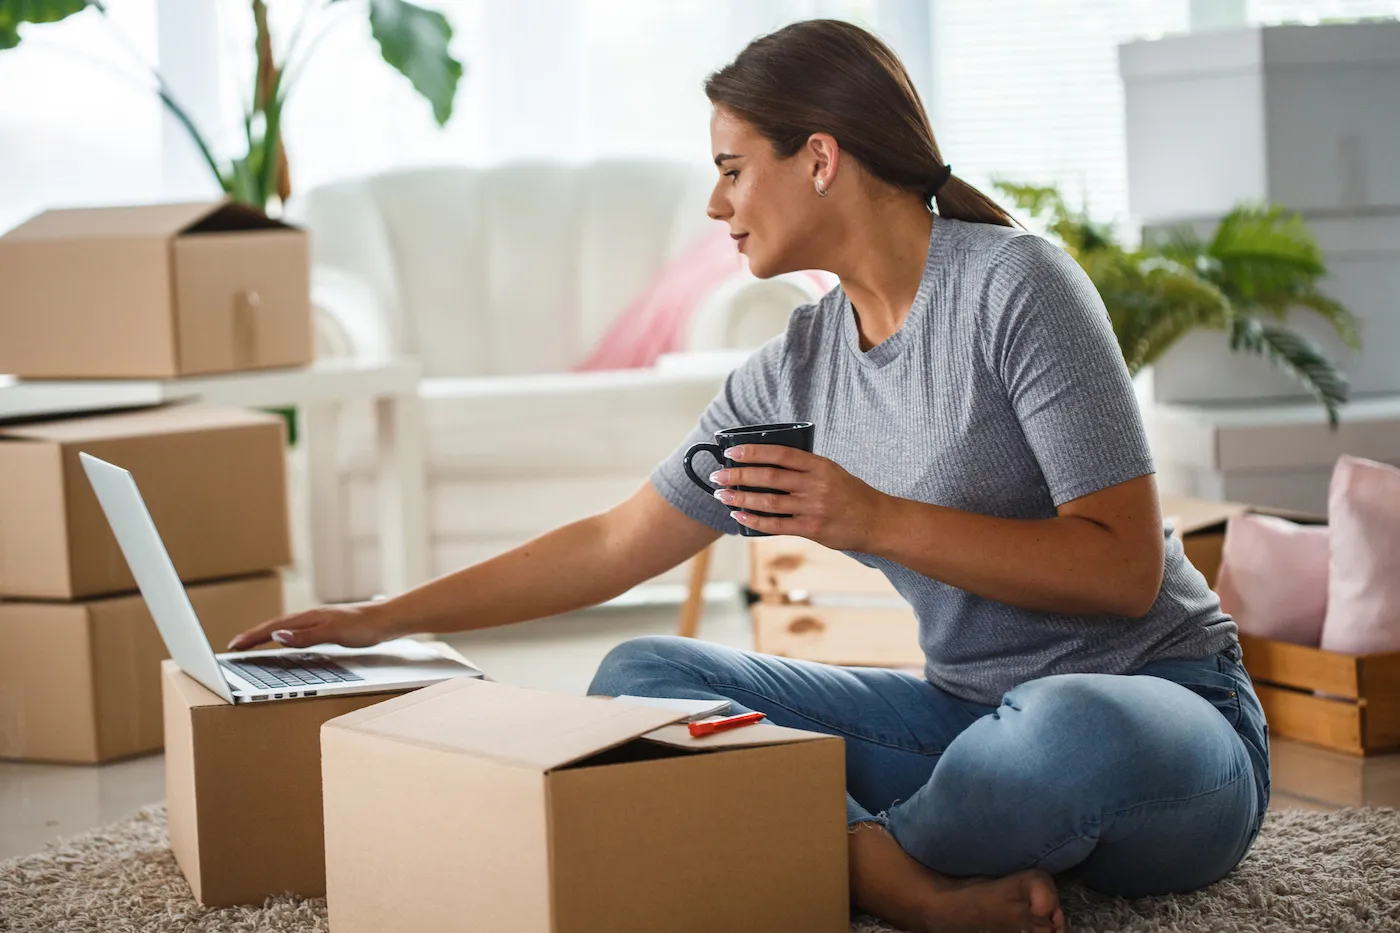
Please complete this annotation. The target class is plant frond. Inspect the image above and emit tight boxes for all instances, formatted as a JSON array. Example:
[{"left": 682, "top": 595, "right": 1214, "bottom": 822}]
[{"left": 1229, "top": 317, "right": 1350, "bottom": 426}]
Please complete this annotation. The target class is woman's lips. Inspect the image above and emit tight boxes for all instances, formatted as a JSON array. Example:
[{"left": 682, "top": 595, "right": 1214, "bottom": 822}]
[{"left": 732, "top": 233, "right": 749, "bottom": 250}]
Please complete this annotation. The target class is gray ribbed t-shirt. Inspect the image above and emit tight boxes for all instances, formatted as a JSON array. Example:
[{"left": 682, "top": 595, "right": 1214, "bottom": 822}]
[{"left": 651, "top": 215, "right": 1237, "bottom": 705}]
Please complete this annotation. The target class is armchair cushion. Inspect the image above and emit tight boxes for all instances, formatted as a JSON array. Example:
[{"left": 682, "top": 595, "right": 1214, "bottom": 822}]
[{"left": 336, "top": 368, "right": 729, "bottom": 477}]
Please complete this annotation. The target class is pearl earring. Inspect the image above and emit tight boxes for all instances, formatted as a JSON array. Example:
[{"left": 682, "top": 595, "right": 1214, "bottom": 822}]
[{"left": 815, "top": 179, "right": 828, "bottom": 197}]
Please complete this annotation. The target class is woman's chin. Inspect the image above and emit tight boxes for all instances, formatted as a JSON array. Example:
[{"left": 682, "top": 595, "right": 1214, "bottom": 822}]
[{"left": 744, "top": 253, "right": 781, "bottom": 279}]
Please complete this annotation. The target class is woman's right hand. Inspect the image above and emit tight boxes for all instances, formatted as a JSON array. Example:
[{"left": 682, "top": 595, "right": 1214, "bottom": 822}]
[{"left": 225, "top": 601, "right": 399, "bottom": 652}]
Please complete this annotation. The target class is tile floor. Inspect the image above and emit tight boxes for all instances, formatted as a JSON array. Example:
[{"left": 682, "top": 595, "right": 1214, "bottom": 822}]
[{"left": 3, "top": 592, "right": 1398, "bottom": 861}]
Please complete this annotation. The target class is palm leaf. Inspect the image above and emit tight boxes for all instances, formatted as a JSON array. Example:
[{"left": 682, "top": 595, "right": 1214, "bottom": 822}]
[
  {"left": 1122, "top": 266, "right": 1233, "bottom": 372},
  {"left": 1207, "top": 205, "right": 1327, "bottom": 305},
  {"left": 1228, "top": 316, "right": 1350, "bottom": 426},
  {"left": 1290, "top": 290, "right": 1362, "bottom": 351}
]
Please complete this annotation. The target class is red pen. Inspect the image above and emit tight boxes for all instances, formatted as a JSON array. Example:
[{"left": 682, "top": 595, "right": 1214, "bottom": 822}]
[{"left": 688, "top": 710, "right": 766, "bottom": 737}]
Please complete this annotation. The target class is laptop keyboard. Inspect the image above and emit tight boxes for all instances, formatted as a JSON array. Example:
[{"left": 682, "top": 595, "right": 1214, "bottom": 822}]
[{"left": 222, "top": 653, "right": 364, "bottom": 691}]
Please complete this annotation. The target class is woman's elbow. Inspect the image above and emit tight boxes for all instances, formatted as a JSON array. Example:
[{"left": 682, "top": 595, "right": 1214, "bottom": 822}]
[{"left": 1113, "top": 556, "right": 1166, "bottom": 619}]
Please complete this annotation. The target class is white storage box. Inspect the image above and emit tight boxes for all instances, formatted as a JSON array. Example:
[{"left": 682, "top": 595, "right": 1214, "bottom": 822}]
[
  {"left": 1120, "top": 22, "right": 1400, "bottom": 222},
  {"left": 1143, "top": 394, "right": 1400, "bottom": 514}
]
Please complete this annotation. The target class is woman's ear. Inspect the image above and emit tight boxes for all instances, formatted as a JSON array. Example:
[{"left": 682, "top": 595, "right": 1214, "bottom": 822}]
[{"left": 806, "top": 132, "right": 841, "bottom": 190}]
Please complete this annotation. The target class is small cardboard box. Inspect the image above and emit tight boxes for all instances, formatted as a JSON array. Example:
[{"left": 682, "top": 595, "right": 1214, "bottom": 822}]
[
  {"left": 0, "top": 200, "right": 312, "bottom": 378},
  {"left": 0, "top": 406, "right": 291, "bottom": 600},
  {"left": 749, "top": 536, "right": 922, "bottom": 668},
  {"left": 321, "top": 678, "right": 849, "bottom": 933},
  {"left": 1165, "top": 495, "right": 1400, "bottom": 756},
  {"left": 161, "top": 645, "right": 479, "bottom": 908},
  {"left": 0, "top": 572, "right": 282, "bottom": 763}
]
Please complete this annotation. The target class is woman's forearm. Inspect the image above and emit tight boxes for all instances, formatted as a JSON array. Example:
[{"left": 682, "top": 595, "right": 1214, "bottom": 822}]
[
  {"left": 376, "top": 515, "right": 642, "bottom": 637},
  {"left": 866, "top": 495, "right": 1161, "bottom": 618}
]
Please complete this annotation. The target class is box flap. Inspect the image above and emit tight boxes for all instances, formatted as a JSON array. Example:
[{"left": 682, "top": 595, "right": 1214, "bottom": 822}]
[
  {"left": 0, "top": 406, "right": 279, "bottom": 444},
  {"left": 178, "top": 201, "right": 294, "bottom": 234},
  {"left": 640, "top": 721, "right": 838, "bottom": 751},
  {"left": 323, "top": 678, "right": 688, "bottom": 772},
  {"left": 1160, "top": 497, "right": 1250, "bottom": 537},
  {"left": 2, "top": 202, "right": 226, "bottom": 241},
  {"left": 1160, "top": 496, "right": 1324, "bottom": 536}
]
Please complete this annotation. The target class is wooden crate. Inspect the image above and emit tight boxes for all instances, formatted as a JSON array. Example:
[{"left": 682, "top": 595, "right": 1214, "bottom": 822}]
[
  {"left": 1239, "top": 634, "right": 1400, "bottom": 756},
  {"left": 748, "top": 537, "right": 922, "bottom": 668},
  {"left": 1165, "top": 496, "right": 1400, "bottom": 757}
]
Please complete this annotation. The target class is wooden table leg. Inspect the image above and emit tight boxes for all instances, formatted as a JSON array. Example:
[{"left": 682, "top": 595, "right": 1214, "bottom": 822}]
[{"left": 677, "top": 544, "right": 714, "bottom": 638}]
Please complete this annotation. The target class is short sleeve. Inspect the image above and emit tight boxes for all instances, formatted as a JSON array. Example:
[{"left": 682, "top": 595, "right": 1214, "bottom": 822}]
[
  {"left": 982, "top": 234, "right": 1155, "bottom": 506},
  {"left": 650, "top": 333, "right": 788, "bottom": 535}
]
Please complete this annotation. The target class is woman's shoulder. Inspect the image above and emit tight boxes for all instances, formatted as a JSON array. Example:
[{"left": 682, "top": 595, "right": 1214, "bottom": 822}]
[
  {"left": 941, "top": 217, "right": 1061, "bottom": 269},
  {"left": 938, "top": 219, "right": 1088, "bottom": 302}
]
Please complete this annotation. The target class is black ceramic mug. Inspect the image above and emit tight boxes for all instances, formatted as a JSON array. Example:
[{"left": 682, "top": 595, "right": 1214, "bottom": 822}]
[{"left": 683, "top": 422, "right": 815, "bottom": 537}]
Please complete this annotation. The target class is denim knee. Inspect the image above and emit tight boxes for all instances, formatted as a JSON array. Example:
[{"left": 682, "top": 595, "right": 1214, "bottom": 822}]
[{"left": 587, "top": 635, "right": 697, "bottom": 697}]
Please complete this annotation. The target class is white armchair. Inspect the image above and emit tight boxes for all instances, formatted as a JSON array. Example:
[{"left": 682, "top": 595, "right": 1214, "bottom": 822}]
[{"left": 289, "top": 159, "right": 825, "bottom": 603}]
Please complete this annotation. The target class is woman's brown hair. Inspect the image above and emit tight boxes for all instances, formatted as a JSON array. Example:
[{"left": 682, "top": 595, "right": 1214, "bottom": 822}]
[{"left": 705, "top": 19, "right": 1016, "bottom": 228}]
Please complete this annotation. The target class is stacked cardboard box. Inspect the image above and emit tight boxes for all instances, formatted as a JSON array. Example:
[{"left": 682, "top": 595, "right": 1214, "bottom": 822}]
[{"left": 0, "top": 406, "right": 293, "bottom": 763}]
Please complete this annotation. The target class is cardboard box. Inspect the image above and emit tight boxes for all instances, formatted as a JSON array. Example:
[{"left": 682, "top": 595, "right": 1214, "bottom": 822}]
[
  {"left": 161, "top": 648, "right": 475, "bottom": 908},
  {"left": 749, "top": 536, "right": 922, "bottom": 668},
  {"left": 0, "top": 406, "right": 291, "bottom": 600},
  {"left": 0, "top": 572, "right": 282, "bottom": 763},
  {"left": 0, "top": 200, "right": 311, "bottom": 378},
  {"left": 1166, "top": 495, "right": 1400, "bottom": 756},
  {"left": 752, "top": 603, "right": 922, "bottom": 669},
  {"left": 321, "top": 678, "right": 849, "bottom": 933}
]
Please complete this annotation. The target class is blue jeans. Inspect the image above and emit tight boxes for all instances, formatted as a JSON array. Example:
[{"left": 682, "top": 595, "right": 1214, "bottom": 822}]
[{"left": 588, "top": 636, "right": 1270, "bottom": 898}]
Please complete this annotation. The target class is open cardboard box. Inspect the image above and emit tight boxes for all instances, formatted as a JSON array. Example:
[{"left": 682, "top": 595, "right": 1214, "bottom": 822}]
[
  {"left": 1164, "top": 496, "right": 1400, "bottom": 756},
  {"left": 321, "top": 677, "right": 849, "bottom": 933},
  {"left": 0, "top": 200, "right": 311, "bottom": 378}
]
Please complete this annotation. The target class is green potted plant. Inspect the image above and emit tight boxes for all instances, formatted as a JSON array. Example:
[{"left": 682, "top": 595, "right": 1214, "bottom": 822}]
[
  {"left": 1, "top": 0, "right": 465, "bottom": 212},
  {"left": 995, "top": 182, "right": 1360, "bottom": 425}
]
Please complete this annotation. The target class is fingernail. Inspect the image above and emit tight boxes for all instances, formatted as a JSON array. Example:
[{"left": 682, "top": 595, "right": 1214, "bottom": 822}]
[
  {"left": 226, "top": 638, "right": 240, "bottom": 650},
  {"left": 710, "top": 470, "right": 729, "bottom": 484},
  {"left": 724, "top": 446, "right": 744, "bottom": 459},
  {"left": 714, "top": 489, "right": 735, "bottom": 503},
  {"left": 272, "top": 630, "right": 293, "bottom": 645},
  {"left": 733, "top": 511, "right": 750, "bottom": 523}
]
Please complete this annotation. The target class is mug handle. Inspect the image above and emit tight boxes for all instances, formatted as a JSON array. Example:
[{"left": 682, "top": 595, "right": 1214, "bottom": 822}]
[{"left": 683, "top": 443, "right": 725, "bottom": 494}]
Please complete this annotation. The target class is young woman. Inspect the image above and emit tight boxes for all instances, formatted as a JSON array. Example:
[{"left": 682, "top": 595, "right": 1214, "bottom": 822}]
[{"left": 229, "top": 19, "right": 1269, "bottom": 933}]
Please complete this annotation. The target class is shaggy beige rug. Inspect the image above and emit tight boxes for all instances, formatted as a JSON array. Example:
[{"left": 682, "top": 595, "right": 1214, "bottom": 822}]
[{"left": 2, "top": 805, "right": 1398, "bottom": 932}]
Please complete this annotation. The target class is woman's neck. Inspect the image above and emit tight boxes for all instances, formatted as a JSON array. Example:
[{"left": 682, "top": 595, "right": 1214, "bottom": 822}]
[{"left": 830, "top": 202, "right": 935, "bottom": 351}]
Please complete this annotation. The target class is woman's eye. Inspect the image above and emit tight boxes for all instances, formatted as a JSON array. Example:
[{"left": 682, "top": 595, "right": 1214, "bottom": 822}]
[{"left": 724, "top": 171, "right": 739, "bottom": 181}]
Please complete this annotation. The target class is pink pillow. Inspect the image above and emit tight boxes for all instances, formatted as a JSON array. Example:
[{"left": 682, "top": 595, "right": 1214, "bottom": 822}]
[
  {"left": 1216, "top": 513, "right": 1328, "bottom": 646},
  {"left": 1321, "top": 455, "right": 1400, "bottom": 655},
  {"left": 574, "top": 223, "right": 836, "bottom": 372}
]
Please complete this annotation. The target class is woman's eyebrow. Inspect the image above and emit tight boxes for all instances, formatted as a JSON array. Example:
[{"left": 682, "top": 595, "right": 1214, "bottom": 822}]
[{"left": 714, "top": 153, "right": 743, "bottom": 167}]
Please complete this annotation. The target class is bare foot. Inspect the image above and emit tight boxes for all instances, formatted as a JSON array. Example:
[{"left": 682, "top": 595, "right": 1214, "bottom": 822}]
[{"left": 850, "top": 823, "right": 1065, "bottom": 933}]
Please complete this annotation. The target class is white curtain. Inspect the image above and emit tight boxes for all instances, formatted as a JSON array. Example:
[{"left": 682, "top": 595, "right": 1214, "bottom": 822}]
[{"left": 2, "top": 0, "right": 1397, "bottom": 236}]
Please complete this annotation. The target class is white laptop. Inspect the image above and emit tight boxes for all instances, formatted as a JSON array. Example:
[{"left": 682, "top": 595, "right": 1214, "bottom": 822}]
[{"left": 79, "top": 451, "right": 484, "bottom": 704}]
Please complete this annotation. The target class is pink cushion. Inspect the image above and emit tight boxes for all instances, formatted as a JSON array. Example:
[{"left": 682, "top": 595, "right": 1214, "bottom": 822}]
[
  {"left": 1216, "top": 513, "right": 1328, "bottom": 646},
  {"left": 1321, "top": 455, "right": 1400, "bottom": 655},
  {"left": 574, "top": 223, "right": 835, "bottom": 372}
]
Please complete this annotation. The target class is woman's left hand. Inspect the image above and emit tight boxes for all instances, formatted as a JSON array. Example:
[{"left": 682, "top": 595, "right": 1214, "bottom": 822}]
[{"left": 710, "top": 444, "right": 890, "bottom": 551}]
